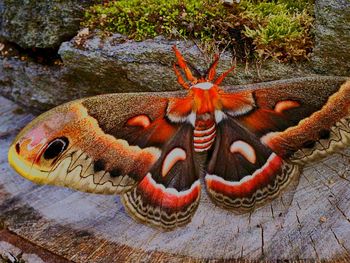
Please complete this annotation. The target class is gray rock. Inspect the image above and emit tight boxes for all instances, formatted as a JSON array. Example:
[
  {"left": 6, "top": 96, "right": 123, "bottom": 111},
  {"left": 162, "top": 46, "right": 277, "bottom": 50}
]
[
  {"left": 61, "top": 34, "right": 315, "bottom": 89},
  {"left": 0, "top": 58, "right": 75, "bottom": 112},
  {"left": 0, "top": 0, "right": 96, "bottom": 49},
  {"left": 59, "top": 33, "right": 318, "bottom": 91},
  {"left": 0, "top": 34, "right": 317, "bottom": 112},
  {"left": 312, "top": 0, "right": 350, "bottom": 75}
]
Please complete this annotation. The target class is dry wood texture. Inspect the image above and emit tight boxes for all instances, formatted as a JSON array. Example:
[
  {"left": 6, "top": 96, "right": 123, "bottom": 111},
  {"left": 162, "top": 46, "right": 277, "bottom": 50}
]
[{"left": 0, "top": 96, "right": 349, "bottom": 262}]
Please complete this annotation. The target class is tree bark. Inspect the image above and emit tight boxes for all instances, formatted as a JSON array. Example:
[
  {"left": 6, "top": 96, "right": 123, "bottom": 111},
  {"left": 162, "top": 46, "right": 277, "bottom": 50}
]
[{"left": 0, "top": 96, "right": 349, "bottom": 262}]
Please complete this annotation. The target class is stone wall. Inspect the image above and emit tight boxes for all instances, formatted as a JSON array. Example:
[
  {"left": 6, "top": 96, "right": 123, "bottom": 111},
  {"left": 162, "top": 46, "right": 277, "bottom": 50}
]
[
  {"left": 0, "top": 33, "right": 316, "bottom": 111},
  {"left": 312, "top": 0, "right": 350, "bottom": 75},
  {"left": 0, "top": 0, "right": 97, "bottom": 48},
  {"left": 0, "top": 0, "right": 348, "bottom": 111}
]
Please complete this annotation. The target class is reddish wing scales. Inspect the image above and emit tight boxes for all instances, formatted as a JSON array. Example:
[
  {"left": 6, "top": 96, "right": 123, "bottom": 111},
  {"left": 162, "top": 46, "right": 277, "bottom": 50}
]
[{"left": 205, "top": 78, "right": 350, "bottom": 210}]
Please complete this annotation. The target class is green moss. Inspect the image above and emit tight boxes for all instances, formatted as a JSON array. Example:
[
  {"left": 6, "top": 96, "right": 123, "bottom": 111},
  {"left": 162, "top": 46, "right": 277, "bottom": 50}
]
[
  {"left": 84, "top": 0, "right": 228, "bottom": 41},
  {"left": 83, "top": 0, "right": 314, "bottom": 61},
  {"left": 241, "top": 0, "right": 314, "bottom": 61}
]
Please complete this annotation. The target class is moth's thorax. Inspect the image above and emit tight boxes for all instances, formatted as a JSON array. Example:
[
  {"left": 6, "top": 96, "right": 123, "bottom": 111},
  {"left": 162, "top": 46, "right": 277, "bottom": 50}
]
[{"left": 191, "top": 83, "right": 221, "bottom": 115}]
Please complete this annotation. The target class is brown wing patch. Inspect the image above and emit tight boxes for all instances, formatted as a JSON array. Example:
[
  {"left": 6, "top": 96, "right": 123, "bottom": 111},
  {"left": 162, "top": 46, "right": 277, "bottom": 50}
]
[{"left": 265, "top": 80, "right": 350, "bottom": 160}]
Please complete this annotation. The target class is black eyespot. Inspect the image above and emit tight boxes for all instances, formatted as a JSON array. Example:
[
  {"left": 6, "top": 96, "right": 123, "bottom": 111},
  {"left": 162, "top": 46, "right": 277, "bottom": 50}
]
[
  {"left": 94, "top": 159, "right": 105, "bottom": 172},
  {"left": 43, "top": 137, "right": 69, "bottom": 160},
  {"left": 302, "top": 140, "right": 316, "bottom": 149},
  {"left": 110, "top": 168, "right": 121, "bottom": 178},
  {"left": 319, "top": 129, "right": 331, "bottom": 140}
]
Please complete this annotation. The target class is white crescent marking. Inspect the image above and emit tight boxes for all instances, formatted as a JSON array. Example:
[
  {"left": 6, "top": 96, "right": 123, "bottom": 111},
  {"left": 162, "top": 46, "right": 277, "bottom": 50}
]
[
  {"left": 162, "top": 148, "right": 187, "bottom": 177},
  {"left": 230, "top": 140, "right": 256, "bottom": 164}
]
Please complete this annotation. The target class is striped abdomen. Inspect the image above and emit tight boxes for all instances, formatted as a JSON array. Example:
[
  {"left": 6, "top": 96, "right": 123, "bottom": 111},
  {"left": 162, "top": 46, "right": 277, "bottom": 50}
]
[{"left": 194, "top": 118, "right": 216, "bottom": 152}]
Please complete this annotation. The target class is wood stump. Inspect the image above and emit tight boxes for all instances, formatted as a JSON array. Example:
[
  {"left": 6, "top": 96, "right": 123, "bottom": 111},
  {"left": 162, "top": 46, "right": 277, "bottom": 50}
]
[{"left": 0, "top": 96, "right": 349, "bottom": 262}]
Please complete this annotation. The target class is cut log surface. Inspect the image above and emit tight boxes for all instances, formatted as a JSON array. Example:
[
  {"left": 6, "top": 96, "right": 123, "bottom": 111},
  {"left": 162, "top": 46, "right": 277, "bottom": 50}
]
[{"left": 0, "top": 96, "right": 350, "bottom": 262}]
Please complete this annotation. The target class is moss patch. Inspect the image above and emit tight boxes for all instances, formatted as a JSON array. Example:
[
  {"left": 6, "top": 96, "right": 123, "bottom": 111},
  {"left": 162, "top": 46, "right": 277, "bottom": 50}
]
[{"left": 83, "top": 0, "right": 314, "bottom": 61}]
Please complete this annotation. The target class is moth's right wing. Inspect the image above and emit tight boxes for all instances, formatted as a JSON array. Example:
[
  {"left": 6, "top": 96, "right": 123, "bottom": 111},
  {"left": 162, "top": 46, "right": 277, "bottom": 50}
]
[{"left": 205, "top": 77, "right": 350, "bottom": 211}]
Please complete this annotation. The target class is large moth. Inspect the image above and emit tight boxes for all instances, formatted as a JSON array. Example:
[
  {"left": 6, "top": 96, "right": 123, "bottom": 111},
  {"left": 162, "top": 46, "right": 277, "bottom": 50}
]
[{"left": 8, "top": 47, "right": 350, "bottom": 230}]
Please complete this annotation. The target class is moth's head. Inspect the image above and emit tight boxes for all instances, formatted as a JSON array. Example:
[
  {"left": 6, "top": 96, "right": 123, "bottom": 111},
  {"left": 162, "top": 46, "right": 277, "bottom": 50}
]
[
  {"left": 172, "top": 45, "right": 235, "bottom": 91},
  {"left": 8, "top": 104, "right": 80, "bottom": 184}
]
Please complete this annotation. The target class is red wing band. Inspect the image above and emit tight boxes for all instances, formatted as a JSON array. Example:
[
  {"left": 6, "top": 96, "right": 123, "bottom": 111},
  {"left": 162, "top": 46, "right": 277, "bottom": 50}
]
[
  {"left": 122, "top": 173, "right": 201, "bottom": 230},
  {"left": 206, "top": 154, "right": 301, "bottom": 211}
]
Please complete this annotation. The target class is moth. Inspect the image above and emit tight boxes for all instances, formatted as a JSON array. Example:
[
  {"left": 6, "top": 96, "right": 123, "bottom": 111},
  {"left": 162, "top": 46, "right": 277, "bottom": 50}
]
[{"left": 8, "top": 46, "right": 350, "bottom": 230}]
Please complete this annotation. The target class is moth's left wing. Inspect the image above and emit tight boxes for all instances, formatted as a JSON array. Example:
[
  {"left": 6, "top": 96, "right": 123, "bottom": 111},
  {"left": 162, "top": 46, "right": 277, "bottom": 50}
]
[
  {"left": 8, "top": 91, "right": 191, "bottom": 187},
  {"left": 8, "top": 91, "right": 201, "bottom": 229},
  {"left": 206, "top": 77, "right": 350, "bottom": 211}
]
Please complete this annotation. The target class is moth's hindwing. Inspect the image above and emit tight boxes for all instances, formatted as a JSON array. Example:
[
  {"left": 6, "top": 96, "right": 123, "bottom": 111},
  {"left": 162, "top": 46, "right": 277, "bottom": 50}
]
[
  {"left": 122, "top": 123, "right": 201, "bottom": 230},
  {"left": 205, "top": 117, "right": 301, "bottom": 211},
  {"left": 206, "top": 77, "right": 350, "bottom": 211}
]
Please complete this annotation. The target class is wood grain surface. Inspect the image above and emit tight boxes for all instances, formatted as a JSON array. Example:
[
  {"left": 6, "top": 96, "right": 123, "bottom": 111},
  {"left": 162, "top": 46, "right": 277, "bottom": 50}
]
[{"left": 0, "top": 96, "right": 349, "bottom": 262}]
